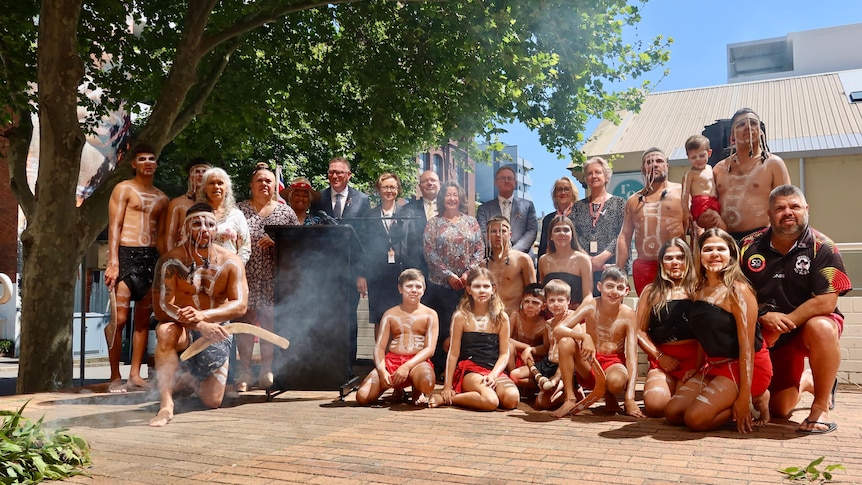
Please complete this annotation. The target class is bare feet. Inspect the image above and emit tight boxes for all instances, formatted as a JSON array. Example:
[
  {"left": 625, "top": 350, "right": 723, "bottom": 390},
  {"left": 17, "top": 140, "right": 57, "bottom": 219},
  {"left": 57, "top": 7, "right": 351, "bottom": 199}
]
[
  {"left": 752, "top": 391, "right": 770, "bottom": 427},
  {"left": 235, "top": 372, "right": 252, "bottom": 392},
  {"left": 428, "top": 394, "right": 446, "bottom": 408},
  {"left": 149, "top": 408, "right": 174, "bottom": 427},
  {"left": 258, "top": 371, "right": 274, "bottom": 388},
  {"left": 551, "top": 398, "right": 580, "bottom": 418},
  {"left": 108, "top": 379, "right": 127, "bottom": 393},
  {"left": 126, "top": 375, "right": 152, "bottom": 390}
]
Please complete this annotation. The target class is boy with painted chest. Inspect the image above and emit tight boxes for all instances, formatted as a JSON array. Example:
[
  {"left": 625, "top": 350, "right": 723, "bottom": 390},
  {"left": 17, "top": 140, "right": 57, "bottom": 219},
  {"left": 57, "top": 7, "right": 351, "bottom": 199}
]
[{"left": 551, "top": 267, "right": 645, "bottom": 418}]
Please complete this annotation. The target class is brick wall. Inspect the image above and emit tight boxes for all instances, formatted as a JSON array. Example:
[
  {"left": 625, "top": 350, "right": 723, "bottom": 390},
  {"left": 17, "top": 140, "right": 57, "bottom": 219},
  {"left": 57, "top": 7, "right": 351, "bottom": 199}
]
[{"left": 0, "top": 141, "right": 19, "bottom": 280}]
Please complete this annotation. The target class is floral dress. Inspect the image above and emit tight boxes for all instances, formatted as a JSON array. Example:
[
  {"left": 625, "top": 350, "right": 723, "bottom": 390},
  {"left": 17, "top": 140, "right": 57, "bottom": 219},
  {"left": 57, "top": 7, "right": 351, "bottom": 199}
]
[
  {"left": 423, "top": 214, "right": 485, "bottom": 288},
  {"left": 238, "top": 201, "right": 298, "bottom": 309}
]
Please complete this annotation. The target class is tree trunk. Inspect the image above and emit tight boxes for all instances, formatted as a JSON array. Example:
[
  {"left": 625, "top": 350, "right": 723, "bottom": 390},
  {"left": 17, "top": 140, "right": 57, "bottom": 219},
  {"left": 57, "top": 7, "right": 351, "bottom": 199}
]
[
  {"left": 16, "top": 229, "right": 83, "bottom": 392},
  {"left": 16, "top": 0, "right": 88, "bottom": 393}
]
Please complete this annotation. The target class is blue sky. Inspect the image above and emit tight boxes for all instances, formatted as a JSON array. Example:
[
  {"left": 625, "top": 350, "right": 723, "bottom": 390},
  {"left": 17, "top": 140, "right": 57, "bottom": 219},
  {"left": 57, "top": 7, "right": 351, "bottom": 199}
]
[{"left": 503, "top": 0, "right": 862, "bottom": 216}]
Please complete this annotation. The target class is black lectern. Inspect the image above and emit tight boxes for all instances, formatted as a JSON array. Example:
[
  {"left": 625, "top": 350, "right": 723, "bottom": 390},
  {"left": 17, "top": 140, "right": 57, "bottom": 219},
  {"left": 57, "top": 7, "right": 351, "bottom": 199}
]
[{"left": 265, "top": 225, "right": 362, "bottom": 393}]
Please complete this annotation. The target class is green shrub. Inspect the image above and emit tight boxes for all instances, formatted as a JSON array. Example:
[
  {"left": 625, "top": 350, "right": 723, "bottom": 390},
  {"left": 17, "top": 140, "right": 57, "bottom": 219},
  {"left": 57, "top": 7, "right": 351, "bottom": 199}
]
[{"left": 1, "top": 401, "right": 91, "bottom": 483}]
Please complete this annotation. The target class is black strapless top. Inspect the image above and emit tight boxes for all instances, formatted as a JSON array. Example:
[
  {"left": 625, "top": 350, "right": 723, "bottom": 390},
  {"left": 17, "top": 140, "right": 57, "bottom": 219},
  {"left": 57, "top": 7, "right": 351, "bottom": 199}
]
[
  {"left": 689, "top": 300, "right": 762, "bottom": 359},
  {"left": 648, "top": 299, "right": 695, "bottom": 344},
  {"left": 459, "top": 332, "right": 500, "bottom": 370},
  {"left": 543, "top": 272, "right": 584, "bottom": 305}
]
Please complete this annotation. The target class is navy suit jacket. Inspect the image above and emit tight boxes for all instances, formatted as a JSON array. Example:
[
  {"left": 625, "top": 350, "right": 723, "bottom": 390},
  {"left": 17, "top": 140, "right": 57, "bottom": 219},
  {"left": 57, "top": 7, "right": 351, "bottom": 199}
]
[
  {"left": 476, "top": 197, "right": 538, "bottom": 256},
  {"left": 403, "top": 197, "right": 435, "bottom": 274},
  {"left": 312, "top": 186, "right": 371, "bottom": 221}
]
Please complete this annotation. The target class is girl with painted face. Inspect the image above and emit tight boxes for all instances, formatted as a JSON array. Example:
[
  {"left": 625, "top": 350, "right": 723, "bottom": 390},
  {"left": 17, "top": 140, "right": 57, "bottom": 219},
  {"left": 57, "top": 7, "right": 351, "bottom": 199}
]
[
  {"left": 430, "top": 268, "right": 520, "bottom": 411},
  {"left": 664, "top": 228, "right": 773, "bottom": 433},
  {"left": 635, "top": 238, "right": 699, "bottom": 418}
]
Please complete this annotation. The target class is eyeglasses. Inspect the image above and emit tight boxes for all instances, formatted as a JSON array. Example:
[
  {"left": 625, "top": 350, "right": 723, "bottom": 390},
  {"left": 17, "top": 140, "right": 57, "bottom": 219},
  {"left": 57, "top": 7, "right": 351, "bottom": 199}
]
[
  {"left": 379, "top": 186, "right": 399, "bottom": 192},
  {"left": 496, "top": 176, "right": 515, "bottom": 182},
  {"left": 328, "top": 170, "right": 349, "bottom": 176},
  {"left": 554, "top": 187, "right": 572, "bottom": 193}
]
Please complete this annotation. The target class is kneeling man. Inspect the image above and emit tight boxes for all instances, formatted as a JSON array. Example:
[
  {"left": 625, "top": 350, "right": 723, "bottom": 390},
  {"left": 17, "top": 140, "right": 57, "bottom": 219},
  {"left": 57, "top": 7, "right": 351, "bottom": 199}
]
[
  {"left": 150, "top": 203, "right": 248, "bottom": 427},
  {"left": 741, "top": 185, "right": 851, "bottom": 434}
]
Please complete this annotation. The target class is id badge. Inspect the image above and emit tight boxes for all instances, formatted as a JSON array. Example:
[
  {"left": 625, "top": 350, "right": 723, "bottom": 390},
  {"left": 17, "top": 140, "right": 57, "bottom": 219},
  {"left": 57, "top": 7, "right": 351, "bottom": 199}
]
[
  {"left": 589, "top": 241, "right": 598, "bottom": 254},
  {"left": 388, "top": 248, "right": 396, "bottom": 264}
]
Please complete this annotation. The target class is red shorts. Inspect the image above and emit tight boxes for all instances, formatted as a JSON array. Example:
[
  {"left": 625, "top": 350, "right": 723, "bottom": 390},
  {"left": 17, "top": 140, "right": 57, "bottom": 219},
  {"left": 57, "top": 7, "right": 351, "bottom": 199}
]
[
  {"left": 453, "top": 360, "right": 507, "bottom": 393},
  {"left": 632, "top": 259, "right": 658, "bottom": 296},
  {"left": 690, "top": 195, "right": 720, "bottom": 221},
  {"left": 577, "top": 352, "right": 625, "bottom": 390},
  {"left": 385, "top": 353, "right": 433, "bottom": 390},
  {"left": 648, "top": 340, "right": 700, "bottom": 381},
  {"left": 702, "top": 345, "right": 773, "bottom": 397},
  {"left": 768, "top": 313, "right": 844, "bottom": 392},
  {"left": 514, "top": 354, "right": 526, "bottom": 369}
]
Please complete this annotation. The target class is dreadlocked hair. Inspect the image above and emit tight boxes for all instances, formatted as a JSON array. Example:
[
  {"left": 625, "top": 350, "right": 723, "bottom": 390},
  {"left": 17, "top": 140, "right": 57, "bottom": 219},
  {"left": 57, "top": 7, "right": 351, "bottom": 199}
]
[
  {"left": 639, "top": 147, "right": 666, "bottom": 199},
  {"left": 729, "top": 108, "right": 770, "bottom": 168}
]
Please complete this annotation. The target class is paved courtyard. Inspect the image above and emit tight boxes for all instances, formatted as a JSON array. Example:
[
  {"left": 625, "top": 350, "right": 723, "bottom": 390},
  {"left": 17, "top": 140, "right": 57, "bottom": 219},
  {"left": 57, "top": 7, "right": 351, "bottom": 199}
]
[{"left": 0, "top": 379, "right": 860, "bottom": 484}]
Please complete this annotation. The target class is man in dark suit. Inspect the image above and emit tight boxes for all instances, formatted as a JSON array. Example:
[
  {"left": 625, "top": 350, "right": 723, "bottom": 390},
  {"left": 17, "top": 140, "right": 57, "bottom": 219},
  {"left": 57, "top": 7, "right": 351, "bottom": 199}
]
[
  {"left": 312, "top": 156, "right": 371, "bottom": 221},
  {"left": 403, "top": 170, "right": 440, "bottom": 276},
  {"left": 310, "top": 156, "right": 371, "bottom": 365},
  {"left": 476, "top": 165, "right": 538, "bottom": 259}
]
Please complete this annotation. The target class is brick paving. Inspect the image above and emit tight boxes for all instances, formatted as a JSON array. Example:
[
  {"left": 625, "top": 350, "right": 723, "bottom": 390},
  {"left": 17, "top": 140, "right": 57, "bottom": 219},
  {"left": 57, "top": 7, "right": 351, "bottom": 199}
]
[{"left": 1, "top": 382, "right": 860, "bottom": 484}]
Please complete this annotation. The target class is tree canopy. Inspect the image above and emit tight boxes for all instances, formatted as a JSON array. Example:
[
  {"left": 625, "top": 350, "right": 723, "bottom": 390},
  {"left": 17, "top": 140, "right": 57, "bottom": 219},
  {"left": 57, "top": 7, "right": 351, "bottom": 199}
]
[{"left": 0, "top": 0, "right": 669, "bottom": 392}]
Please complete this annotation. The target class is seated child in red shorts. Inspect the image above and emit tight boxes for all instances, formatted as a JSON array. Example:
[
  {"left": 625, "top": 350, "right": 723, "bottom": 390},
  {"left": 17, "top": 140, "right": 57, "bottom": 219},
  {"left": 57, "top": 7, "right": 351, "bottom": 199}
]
[
  {"left": 356, "top": 269, "right": 439, "bottom": 406},
  {"left": 551, "top": 266, "right": 645, "bottom": 418}
]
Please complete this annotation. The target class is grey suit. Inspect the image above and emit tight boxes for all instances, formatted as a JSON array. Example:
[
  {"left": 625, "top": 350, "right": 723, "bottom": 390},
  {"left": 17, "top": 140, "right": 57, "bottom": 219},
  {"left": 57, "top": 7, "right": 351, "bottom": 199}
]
[{"left": 476, "top": 197, "right": 538, "bottom": 256}]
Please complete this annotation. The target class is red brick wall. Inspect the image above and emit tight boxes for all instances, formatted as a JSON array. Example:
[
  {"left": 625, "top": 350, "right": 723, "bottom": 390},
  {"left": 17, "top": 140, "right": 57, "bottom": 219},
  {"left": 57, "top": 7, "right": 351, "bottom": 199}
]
[{"left": 0, "top": 137, "right": 19, "bottom": 281}]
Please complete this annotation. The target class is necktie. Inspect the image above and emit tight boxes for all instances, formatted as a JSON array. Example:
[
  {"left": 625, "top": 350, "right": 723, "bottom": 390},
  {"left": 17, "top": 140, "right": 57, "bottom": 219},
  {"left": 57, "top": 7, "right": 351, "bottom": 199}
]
[
  {"left": 502, "top": 199, "right": 511, "bottom": 220},
  {"left": 334, "top": 193, "right": 344, "bottom": 219},
  {"left": 425, "top": 199, "right": 436, "bottom": 219}
]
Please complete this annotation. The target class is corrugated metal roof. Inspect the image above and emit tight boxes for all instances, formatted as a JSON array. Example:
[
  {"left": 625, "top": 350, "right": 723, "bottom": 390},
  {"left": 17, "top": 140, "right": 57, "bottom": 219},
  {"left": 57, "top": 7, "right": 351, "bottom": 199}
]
[{"left": 583, "top": 72, "right": 862, "bottom": 160}]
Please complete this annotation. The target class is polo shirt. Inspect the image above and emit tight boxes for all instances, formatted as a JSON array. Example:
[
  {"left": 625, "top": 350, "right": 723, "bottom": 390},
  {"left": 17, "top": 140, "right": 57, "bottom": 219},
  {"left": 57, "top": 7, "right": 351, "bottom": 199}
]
[{"left": 740, "top": 226, "right": 852, "bottom": 348}]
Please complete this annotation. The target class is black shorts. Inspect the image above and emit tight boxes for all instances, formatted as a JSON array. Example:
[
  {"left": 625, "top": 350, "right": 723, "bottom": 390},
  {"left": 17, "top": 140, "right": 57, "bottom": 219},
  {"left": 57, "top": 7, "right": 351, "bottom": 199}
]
[
  {"left": 535, "top": 356, "right": 559, "bottom": 378},
  {"left": 118, "top": 246, "right": 159, "bottom": 301}
]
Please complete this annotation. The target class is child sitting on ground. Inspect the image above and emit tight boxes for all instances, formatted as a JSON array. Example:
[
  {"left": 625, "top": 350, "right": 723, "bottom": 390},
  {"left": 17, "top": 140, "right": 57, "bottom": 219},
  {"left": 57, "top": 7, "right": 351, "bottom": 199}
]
[
  {"left": 507, "top": 283, "right": 548, "bottom": 387},
  {"left": 528, "top": 279, "right": 586, "bottom": 410},
  {"left": 355, "top": 269, "right": 439, "bottom": 406},
  {"left": 552, "top": 266, "right": 645, "bottom": 418}
]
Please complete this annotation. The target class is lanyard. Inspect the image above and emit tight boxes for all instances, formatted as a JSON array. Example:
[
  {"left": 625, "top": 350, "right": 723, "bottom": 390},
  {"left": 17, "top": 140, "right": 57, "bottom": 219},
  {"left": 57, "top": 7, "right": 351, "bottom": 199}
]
[{"left": 589, "top": 196, "right": 607, "bottom": 228}]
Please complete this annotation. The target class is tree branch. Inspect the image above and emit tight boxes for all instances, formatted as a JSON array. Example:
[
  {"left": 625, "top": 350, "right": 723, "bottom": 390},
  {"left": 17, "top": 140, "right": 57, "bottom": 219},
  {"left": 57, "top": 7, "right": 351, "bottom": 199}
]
[
  {"left": 201, "top": 0, "right": 440, "bottom": 54},
  {"left": 169, "top": 39, "right": 242, "bottom": 140},
  {"left": 3, "top": 109, "right": 35, "bottom": 219}
]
